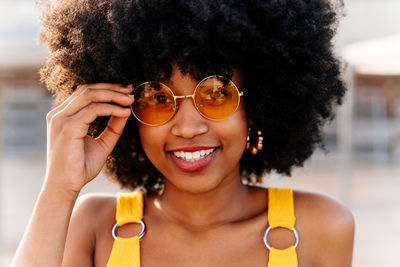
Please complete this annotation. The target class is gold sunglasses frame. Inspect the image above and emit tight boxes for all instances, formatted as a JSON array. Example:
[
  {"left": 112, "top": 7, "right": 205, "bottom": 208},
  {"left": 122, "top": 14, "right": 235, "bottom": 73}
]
[{"left": 130, "top": 75, "right": 244, "bottom": 126}]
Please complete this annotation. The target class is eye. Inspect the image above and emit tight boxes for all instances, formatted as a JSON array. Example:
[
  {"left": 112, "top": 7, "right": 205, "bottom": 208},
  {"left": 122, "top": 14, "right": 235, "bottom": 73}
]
[
  {"left": 203, "top": 85, "right": 231, "bottom": 100},
  {"left": 150, "top": 93, "right": 172, "bottom": 104},
  {"left": 213, "top": 87, "right": 228, "bottom": 99},
  {"left": 155, "top": 94, "right": 166, "bottom": 103}
]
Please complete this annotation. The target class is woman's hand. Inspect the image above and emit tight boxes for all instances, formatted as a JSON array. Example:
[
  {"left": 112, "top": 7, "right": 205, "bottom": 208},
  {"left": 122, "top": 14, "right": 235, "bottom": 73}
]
[
  {"left": 11, "top": 83, "right": 135, "bottom": 267},
  {"left": 44, "top": 83, "right": 134, "bottom": 195}
]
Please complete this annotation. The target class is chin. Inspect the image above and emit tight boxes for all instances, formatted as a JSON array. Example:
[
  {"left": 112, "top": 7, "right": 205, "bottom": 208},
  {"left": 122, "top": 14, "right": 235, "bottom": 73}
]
[{"left": 164, "top": 174, "right": 227, "bottom": 195}]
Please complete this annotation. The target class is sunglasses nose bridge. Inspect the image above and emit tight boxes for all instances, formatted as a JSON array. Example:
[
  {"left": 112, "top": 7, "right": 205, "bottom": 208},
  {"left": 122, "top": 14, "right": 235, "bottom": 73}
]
[
  {"left": 174, "top": 94, "right": 196, "bottom": 108},
  {"left": 172, "top": 93, "right": 200, "bottom": 118},
  {"left": 174, "top": 94, "right": 194, "bottom": 100}
]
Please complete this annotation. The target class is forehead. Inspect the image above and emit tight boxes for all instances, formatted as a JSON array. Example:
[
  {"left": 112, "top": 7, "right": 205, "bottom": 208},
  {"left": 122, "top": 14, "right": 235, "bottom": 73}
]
[
  {"left": 162, "top": 67, "right": 199, "bottom": 94},
  {"left": 161, "top": 65, "right": 242, "bottom": 95}
]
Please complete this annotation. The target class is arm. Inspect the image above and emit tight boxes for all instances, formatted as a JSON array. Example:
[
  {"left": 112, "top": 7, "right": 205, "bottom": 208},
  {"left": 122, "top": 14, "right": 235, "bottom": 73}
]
[
  {"left": 62, "top": 194, "right": 115, "bottom": 266},
  {"left": 296, "top": 192, "right": 355, "bottom": 267},
  {"left": 10, "top": 84, "right": 134, "bottom": 267},
  {"left": 315, "top": 200, "right": 355, "bottom": 267}
]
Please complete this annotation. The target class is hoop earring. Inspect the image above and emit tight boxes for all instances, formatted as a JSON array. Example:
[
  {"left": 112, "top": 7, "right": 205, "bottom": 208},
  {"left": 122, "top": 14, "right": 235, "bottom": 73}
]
[{"left": 246, "top": 122, "right": 263, "bottom": 155}]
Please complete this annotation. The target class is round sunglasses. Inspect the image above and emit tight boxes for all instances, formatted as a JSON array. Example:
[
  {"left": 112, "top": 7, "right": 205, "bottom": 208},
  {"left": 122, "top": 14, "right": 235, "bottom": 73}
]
[{"left": 130, "top": 75, "right": 244, "bottom": 126}]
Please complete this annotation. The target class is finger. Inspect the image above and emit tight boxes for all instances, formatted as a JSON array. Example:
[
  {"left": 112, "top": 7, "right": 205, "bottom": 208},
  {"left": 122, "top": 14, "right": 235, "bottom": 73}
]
[
  {"left": 64, "top": 104, "right": 131, "bottom": 139},
  {"left": 47, "top": 85, "right": 87, "bottom": 122},
  {"left": 47, "top": 84, "right": 133, "bottom": 121},
  {"left": 96, "top": 116, "right": 129, "bottom": 155},
  {"left": 60, "top": 88, "right": 134, "bottom": 117},
  {"left": 71, "top": 103, "right": 131, "bottom": 127},
  {"left": 80, "top": 83, "right": 133, "bottom": 91},
  {"left": 61, "top": 84, "right": 133, "bottom": 114}
]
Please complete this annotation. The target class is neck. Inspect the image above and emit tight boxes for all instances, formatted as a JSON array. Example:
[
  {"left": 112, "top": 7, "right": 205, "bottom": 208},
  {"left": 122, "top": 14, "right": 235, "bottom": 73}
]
[{"left": 151, "top": 174, "right": 264, "bottom": 231}]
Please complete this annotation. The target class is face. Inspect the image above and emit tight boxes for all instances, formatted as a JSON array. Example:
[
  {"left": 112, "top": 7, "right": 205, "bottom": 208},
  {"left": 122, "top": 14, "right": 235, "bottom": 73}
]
[{"left": 138, "top": 65, "right": 248, "bottom": 194}]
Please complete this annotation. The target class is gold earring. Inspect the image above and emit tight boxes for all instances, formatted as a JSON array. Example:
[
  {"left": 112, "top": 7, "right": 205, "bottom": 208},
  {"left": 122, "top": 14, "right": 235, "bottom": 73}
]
[
  {"left": 246, "top": 122, "right": 263, "bottom": 155},
  {"left": 138, "top": 154, "right": 147, "bottom": 162},
  {"left": 131, "top": 145, "right": 147, "bottom": 162}
]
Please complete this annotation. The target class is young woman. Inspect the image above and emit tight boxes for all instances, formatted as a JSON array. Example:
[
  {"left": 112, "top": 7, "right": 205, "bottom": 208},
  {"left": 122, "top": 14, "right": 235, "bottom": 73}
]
[{"left": 11, "top": 0, "right": 354, "bottom": 266}]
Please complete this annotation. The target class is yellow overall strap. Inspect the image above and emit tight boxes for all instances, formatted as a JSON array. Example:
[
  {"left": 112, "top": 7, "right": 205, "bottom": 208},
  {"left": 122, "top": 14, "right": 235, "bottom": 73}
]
[
  {"left": 267, "top": 188, "right": 298, "bottom": 267},
  {"left": 106, "top": 191, "right": 143, "bottom": 267}
]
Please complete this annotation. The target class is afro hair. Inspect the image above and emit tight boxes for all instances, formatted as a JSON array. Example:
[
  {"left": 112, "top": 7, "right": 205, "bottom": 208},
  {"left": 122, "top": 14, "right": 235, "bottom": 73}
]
[{"left": 39, "top": 0, "right": 345, "bottom": 194}]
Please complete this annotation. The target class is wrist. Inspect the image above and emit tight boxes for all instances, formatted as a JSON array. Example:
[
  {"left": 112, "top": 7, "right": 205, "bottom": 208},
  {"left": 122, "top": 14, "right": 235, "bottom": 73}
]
[{"left": 41, "top": 178, "right": 81, "bottom": 204}]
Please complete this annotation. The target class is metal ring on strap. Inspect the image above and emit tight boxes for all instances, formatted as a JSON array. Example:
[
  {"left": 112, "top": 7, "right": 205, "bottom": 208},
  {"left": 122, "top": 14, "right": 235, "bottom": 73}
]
[
  {"left": 112, "top": 220, "right": 146, "bottom": 240},
  {"left": 263, "top": 226, "right": 299, "bottom": 250}
]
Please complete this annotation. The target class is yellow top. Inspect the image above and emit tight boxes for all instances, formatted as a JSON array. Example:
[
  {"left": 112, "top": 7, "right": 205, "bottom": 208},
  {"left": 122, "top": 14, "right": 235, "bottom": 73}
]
[
  {"left": 267, "top": 188, "right": 298, "bottom": 267},
  {"left": 106, "top": 192, "right": 143, "bottom": 267},
  {"left": 106, "top": 188, "right": 298, "bottom": 267}
]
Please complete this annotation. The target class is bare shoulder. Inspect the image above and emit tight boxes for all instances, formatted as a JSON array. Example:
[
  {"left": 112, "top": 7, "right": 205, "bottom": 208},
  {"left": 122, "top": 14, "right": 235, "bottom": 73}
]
[
  {"left": 73, "top": 193, "right": 116, "bottom": 219},
  {"left": 293, "top": 191, "right": 355, "bottom": 267},
  {"left": 70, "top": 193, "right": 117, "bottom": 237},
  {"left": 293, "top": 190, "right": 354, "bottom": 229},
  {"left": 62, "top": 193, "right": 116, "bottom": 266}
]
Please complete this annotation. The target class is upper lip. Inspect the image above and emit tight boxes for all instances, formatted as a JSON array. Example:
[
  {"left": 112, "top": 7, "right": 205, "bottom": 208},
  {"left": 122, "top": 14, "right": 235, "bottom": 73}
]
[{"left": 168, "top": 146, "right": 218, "bottom": 152}]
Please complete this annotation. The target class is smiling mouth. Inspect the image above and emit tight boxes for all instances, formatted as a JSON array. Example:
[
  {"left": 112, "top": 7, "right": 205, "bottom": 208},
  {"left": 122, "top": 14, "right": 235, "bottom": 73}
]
[
  {"left": 169, "top": 147, "right": 219, "bottom": 172},
  {"left": 171, "top": 148, "right": 216, "bottom": 162}
]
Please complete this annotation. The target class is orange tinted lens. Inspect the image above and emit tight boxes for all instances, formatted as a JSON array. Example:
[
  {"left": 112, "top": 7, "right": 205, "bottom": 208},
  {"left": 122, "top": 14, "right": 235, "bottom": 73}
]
[
  {"left": 132, "top": 82, "right": 175, "bottom": 125},
  {"left": 194, "top": 76, "right": 240, "bottom": 120}
]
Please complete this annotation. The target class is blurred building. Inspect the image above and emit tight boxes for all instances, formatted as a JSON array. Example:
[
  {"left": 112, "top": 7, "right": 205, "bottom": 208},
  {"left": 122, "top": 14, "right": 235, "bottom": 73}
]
[{"left": 0, "top": 1, "right": 51, "bottom": 155}]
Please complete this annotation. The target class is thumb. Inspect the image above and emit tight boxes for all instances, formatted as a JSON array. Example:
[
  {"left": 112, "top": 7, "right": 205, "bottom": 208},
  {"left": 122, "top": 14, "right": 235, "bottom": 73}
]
[{"left": 96, "top": 115, "right": 129, "bottom": 155}]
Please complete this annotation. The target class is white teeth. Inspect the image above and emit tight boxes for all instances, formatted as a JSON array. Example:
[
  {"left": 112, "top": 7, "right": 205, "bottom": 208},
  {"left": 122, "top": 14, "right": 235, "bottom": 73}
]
[
  {"left": 185, "top": 152, "right": 193, "bottom": 160},
  {"left": 172, "top": 148, "right": 216, "bottom": 162},
  {"left": 193, "top": 151, "right": 200, "bottom": 160}
]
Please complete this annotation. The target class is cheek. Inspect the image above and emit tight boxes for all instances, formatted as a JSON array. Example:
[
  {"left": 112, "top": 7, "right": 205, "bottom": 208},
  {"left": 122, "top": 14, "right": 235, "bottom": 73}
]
[
  {"left": 221, "top": 110, "right": 248, "bottom": 154},
  {"left": 138, "top": 125, "right": 162, "bottom": 157},
  {"left": 137, "top": 125, "right": 172, "bottom": 175},
  {"left": 236, "top": 123, "right": 249, "bottom": 153}
]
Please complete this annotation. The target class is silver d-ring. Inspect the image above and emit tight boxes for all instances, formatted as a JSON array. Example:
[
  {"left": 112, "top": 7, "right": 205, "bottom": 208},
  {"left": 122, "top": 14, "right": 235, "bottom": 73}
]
[
  {"left": 112, "top": 220, "right": 146, "bottom": 240},
  {"left": 263, "top": 226, "right": 299, "bottom": 250}
]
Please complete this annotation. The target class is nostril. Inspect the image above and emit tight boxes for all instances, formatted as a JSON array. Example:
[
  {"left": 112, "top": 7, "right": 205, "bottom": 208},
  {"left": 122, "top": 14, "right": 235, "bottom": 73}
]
[{"left": 170, "top": 107, "right": 209, "bottom": 138}]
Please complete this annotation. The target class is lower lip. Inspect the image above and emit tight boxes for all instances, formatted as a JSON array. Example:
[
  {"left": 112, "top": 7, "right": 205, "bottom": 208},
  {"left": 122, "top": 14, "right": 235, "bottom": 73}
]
[{"left": 169, "top": 149, "right": 218, "bottom": 172}]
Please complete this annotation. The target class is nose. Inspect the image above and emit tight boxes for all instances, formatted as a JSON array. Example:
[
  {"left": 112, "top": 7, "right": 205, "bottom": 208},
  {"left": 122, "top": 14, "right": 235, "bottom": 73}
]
[{"left": 170, "top": 97, "right": 209, "bottom": 138}]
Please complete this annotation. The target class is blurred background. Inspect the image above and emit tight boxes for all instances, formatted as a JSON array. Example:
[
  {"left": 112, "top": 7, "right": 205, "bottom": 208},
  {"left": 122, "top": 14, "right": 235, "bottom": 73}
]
[{"left": 1, "top": 0, "right": 400, "bottom": 266}]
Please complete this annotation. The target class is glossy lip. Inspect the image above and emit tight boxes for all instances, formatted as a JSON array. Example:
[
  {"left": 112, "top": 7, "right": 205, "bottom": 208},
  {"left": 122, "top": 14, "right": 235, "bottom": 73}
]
[{"left": 168, "top": 147, "right": 219, "bottom": 172}]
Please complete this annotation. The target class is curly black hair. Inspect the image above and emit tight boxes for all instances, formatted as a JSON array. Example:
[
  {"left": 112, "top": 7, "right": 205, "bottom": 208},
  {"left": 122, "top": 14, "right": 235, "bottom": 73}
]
[{"left": 39, "top": 0, "right": 345, "bottom": 195}]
